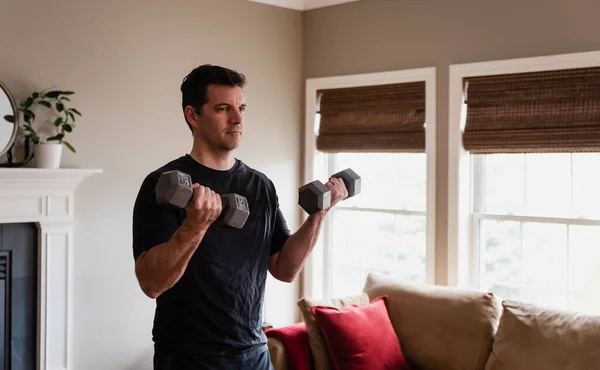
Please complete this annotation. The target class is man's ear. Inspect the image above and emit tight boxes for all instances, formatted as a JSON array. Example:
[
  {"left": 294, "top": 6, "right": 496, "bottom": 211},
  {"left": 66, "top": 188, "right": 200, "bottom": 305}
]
[{"left": 185, "top": 105, "right": 199, "bottom": 129}]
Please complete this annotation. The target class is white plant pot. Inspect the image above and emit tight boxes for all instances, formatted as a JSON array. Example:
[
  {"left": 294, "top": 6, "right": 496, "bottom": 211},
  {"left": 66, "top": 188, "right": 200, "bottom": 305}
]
[{"left": 34, "top": 143, "right": 63, "bottom": 169}]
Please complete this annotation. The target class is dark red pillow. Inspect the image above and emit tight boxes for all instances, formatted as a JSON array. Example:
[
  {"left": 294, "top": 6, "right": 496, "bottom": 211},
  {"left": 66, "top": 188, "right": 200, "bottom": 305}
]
[{"left": 311, "top": 295, "right": 410, "bottom": 370}]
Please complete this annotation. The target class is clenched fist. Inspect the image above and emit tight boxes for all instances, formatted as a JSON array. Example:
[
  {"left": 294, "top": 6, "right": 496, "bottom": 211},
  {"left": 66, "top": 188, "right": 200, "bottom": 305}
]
[{"left": 184, "top": 183, "right": 222, "bottom": 231}]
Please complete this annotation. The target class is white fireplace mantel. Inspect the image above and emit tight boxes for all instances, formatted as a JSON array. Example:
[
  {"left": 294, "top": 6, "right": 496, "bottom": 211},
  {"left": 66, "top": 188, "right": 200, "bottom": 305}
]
[{"left": 0, "top": 167, "right": 102, "bottom": 370}]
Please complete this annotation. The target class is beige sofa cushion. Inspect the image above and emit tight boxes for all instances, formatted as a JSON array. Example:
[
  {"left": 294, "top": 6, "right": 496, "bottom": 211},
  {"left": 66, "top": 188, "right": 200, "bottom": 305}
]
[
  {"left": 363, "top": 273, "right": 501, "bottom": 370},
  {"left": 267, "top": 337, "right": 289, "bottom": 370},
  {"left": 485, "top": 300, "right": 600, "bottom": 370},
  {"left": 297, "top": 293, "right": 370, "bottom": 370}
]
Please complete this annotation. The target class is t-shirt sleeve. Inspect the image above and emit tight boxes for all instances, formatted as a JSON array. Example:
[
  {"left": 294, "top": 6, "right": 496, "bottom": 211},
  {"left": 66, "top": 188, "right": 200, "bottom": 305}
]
[
  {"left": 132, "top": 171, "right": 180, "bottom": 260},
  {"left": 270, "top": 207, "right": 291, "bottom": 256}
]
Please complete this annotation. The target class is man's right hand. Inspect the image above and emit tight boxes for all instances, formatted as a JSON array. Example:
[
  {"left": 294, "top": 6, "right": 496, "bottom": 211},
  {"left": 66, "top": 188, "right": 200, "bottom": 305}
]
[{"left": 184, "top": 183, "right": 222, "bottom": 232}]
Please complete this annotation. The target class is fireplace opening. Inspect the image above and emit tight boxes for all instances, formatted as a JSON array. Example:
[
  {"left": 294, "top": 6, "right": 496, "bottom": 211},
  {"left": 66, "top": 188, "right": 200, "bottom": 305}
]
[{"left": 0, "top": 223, "right": 38, "bottom": 370}]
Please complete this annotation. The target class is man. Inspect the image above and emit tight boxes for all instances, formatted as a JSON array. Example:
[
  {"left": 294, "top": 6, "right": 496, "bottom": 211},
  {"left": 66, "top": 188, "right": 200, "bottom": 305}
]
[{"left": 132, "top": 64, "right": 347, "bottom": 370}]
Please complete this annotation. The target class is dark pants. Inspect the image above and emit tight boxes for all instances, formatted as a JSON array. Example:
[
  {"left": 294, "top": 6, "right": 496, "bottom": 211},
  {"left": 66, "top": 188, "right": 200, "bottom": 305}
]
[{"left": 154, "top": 345, "right": 274, "bottom": 370}]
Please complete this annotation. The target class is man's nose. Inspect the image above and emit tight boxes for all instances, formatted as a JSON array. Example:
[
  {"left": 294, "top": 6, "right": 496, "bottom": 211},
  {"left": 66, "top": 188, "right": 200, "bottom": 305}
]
[{"left": 230, "top": 108, "right": 243, "bottom": 123}]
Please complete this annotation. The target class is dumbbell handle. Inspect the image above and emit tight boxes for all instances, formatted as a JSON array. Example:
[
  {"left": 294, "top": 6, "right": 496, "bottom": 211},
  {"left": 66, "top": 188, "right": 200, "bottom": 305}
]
[
  {"left": 298, "top": 168, "right": 361, "bottom": 215},
  {"left": 155, "top": 170, "right": 250, "bottom": 229}
]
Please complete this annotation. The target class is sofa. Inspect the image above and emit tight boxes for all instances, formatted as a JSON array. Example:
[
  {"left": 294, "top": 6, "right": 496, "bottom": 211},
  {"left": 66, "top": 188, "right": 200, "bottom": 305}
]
[{"left": 265, "top": 272, "right": 600, "bottom": 370}]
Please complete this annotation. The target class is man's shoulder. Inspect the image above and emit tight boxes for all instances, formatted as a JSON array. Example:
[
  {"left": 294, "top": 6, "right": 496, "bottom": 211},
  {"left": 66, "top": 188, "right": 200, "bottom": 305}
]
[
  {"left": 143, "top": 155, "right": 192, "bottom": 182},
  {"left": 237, "top": 160, "right": 275, "bottom": 190}
]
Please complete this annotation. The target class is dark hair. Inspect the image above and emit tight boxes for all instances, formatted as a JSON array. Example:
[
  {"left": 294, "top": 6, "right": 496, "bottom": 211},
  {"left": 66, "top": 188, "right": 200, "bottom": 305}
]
[{"left": 180, "top": 64, "right": 246, "bottom": 132}]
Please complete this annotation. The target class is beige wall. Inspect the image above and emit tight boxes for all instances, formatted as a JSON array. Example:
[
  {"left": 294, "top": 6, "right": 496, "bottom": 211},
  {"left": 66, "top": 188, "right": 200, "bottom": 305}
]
[
  {"left": 304, "top": 0, "right": 600, "bottom": 285},
  {"left": 0, "top": 0, "right": 302, "bottom": 368}
]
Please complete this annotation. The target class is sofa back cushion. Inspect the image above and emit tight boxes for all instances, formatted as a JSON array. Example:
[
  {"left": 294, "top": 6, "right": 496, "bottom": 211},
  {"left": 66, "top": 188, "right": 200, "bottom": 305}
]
[
  {"left": 484, "top": 300, "right": 600, "bottom": 370},
  {"left": 363, "top": 273, "right": 501, "bottom": 370}
]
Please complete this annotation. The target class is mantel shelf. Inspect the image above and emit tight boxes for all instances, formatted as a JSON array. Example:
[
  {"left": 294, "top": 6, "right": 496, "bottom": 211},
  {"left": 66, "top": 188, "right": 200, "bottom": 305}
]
[{"left": 0, "top": 167, "right": 102, "bottom": 191}]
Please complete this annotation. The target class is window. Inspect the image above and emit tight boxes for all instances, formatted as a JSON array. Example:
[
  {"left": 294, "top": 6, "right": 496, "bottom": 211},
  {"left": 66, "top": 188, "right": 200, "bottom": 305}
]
[
  {"left": 474, "top": 153, "right": 600, "bottom": 314},
  {"left": 304, "top": 68, "right": 436, "bottom": 301},
  {"left": 449, "top": 51, "right": 600, "bottom": 315},
  {"left": 323, "top": 152, "right": 427, "bottom": 298}
]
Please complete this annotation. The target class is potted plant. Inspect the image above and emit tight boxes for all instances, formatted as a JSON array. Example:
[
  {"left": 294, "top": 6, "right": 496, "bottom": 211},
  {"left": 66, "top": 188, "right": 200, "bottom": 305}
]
[{"left": 3, "top": 87, "right": 81, "bottom": 168}]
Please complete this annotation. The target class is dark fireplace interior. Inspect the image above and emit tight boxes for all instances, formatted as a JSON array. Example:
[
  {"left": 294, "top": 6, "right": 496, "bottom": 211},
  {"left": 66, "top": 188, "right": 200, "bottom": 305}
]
[{"left": 0, "top": 224, "right": 37, "bottom": 370}]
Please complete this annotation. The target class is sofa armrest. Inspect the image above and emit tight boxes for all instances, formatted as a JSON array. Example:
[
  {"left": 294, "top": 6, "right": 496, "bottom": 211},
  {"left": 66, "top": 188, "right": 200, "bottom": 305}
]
[{"left": 268, "top": 337, "right": 290, "bottom": 370}]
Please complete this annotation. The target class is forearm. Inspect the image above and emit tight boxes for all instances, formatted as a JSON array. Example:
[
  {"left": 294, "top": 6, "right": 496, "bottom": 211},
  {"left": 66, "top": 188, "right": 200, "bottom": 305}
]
[
  {"left": 135, "top": 219, "right": 206, "bottom": 298},
  {"left": 273, "top": 211, "right": 326, "bottom": 282}
]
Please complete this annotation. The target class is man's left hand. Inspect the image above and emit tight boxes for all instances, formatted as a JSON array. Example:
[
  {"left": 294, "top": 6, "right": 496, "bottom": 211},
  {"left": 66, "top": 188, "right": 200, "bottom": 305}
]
[{"left": 323, "top": 177, "right": 349, "bottom": 212}]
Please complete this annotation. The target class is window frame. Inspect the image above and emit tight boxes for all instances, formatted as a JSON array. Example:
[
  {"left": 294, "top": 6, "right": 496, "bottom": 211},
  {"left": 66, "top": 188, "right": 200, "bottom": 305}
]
[
  {"left": 447, "top": 50, "right": 600, "bottom": 289},
  {"left": 303, "top": 68, "right": 437, "bottom": 300}
]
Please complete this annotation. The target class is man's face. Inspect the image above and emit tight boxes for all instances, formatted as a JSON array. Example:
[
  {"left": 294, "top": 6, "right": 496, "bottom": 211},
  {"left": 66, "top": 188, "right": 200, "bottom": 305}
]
[{"left": 188, "top": 84, "right": 246, "bottom": 152}]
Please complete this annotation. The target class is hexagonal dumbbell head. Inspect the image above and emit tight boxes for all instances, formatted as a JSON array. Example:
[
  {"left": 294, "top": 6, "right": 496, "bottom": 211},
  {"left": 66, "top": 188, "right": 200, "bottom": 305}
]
[
  {"left": 155, "top": 170, "right": 193, "bottom": 208},
  {"left": 219, "top": 193, "right": 250, "bottom": 229},
  {"left": 331, "top": 168, "right": 361, "bottom": 199},
  {"left": 298, "top": 180, "right": 331, "bottom": 215}
]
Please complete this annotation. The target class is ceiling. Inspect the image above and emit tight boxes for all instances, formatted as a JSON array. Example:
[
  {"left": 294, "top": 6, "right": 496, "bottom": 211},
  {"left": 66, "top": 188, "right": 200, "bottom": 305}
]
[{"left": 247, "top": 0, "right": 360, "bottom": 11}]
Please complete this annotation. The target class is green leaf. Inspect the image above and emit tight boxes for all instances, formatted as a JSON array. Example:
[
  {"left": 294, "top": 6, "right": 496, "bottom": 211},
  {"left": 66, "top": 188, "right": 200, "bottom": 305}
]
[
  {"left": 60, "top": 97, "right": 71, "bottom": 102},
  {"left": 3, "top": 115, "right": 14, "bottom": 123},
  {"left": 39, "top": 101, "right": 51, "bottom": 108},
  {"left": 63, "top": 140, "right": 76, "bottom": 153},
  {"left": 24, "top": 97, "right": 33, "bottom": 108},
  {"left": 32, "top": 92, "right": 39, "bottom": 99},
  {"left": 24, "top": 114, "right": 31, "bottom": 122},
  {"left": 63, "top": 124, "right": 73, "bottom": 132},
  {"left": 62, "top": 91, "right": 74, "bottom": 95},
  {"left": 46, "top": 91, "right": 60, "bottom": 98},
  {"left": 70, "top": 108, "right": 82, "bottom": 116},
  {"left": 56, "top": 103, "right": 64, "bottom": 112},
  {"left": 47, "top": 133, "right": 64, "bottom": 141},
  {"left": 67, "top": 112, "right": 75, "bottom": 122},
  {"left": 25, "top": 110, "right": 35, "bottom": 121},
  {"left": 54, "top": 118, "right": 63, "bottom": 126}
]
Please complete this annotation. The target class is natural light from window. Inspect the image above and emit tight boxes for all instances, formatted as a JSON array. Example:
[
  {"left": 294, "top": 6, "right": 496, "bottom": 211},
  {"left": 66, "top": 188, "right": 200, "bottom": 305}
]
[
  {"left": 325, "top": 152, "right": 428, "bottom": 298},
  {"left": 475, "top": 152, "right": 600, "bottom": 315}
]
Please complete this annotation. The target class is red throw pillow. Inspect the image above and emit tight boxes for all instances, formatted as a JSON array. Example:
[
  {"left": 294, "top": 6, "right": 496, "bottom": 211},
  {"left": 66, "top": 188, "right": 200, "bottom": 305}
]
[{"left": 311, "top": 295, "right": 410, "bottom": 370}]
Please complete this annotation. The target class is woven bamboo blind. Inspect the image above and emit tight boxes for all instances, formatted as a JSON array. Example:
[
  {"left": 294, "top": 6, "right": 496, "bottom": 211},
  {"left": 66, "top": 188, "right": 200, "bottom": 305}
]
[
  {"left": 316, "top": 81, "right": 426, "bottom": 152},
  {"left": 463, "top": 67, "right": 600, "bottom": 153}
]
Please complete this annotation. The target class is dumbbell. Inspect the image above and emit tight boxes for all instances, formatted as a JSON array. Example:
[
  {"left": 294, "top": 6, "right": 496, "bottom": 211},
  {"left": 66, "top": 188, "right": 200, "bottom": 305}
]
[
  {"left": 298, "top": 168, "right": 361, "bottom": 215},
  {"left": 155, "top": 170, "right": 250, "bottom": 229}
]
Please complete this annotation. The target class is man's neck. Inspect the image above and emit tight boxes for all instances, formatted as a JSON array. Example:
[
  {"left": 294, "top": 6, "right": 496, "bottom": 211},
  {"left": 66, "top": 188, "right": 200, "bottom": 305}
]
[{"left": 189, "top": 143, "right": 236, "bottom": 171}]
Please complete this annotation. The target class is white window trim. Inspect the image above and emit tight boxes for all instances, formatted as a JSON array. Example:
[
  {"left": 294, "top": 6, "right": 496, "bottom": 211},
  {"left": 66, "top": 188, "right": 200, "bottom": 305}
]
[
  {"left": 447, "top": 50, "right": 600, "bottom": 289},
  {"left": 303, "top": 67, "right": 437, "bottom": 299}
]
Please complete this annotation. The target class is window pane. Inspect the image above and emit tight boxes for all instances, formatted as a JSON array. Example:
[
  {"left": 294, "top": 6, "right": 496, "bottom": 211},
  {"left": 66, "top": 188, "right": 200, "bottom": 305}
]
[
  {"left": 484, "top": 154, "right": 525, "bottom": 214},
  {"left": 480, "top": 282, "right": 521, "bottom": 301},
  {"left": 568, "top": 225, "right": 600, "bottom": 297},
  {"left": 569, "top": 294, "right": 600, "bottom": 315},
  {"left": 521, "top": 222, "right": 567, "bottom": 290},
  {"left": 480, "top": 219, "right": 522, "bottom": 284},
  {"left": 572, "top": 153, "right": 600, "bottom": 219},
  {"left": 330, "top": 153, "right": 426, "bottom": 211},
  {"left": 521, "top": 287, "right": 567, "bottom": 310},
  {"left": 329, "top": 210, "right": 426, "bottom": 298},
  {"left": 525, "top": 153, "right": 571, "bottom": 217}
]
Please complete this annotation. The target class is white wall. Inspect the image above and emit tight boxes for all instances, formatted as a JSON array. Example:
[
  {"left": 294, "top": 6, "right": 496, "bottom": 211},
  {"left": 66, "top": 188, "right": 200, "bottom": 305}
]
[{"left": 0, "top": 0, "right": 303, "bottom": 368}]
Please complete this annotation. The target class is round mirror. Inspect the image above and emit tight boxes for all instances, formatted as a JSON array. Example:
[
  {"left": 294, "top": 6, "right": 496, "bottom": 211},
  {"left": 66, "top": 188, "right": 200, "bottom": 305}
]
[{"left": 0, "top": 81, "right": 18, "bottom": 158}]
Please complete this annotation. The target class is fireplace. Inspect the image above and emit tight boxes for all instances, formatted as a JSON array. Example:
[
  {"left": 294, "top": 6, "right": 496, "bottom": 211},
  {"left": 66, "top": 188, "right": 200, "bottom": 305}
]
[
  {"left": 0, "top": 223, "right": 37, "bottom": 370},
  {"left": 0, "top": 168, "right": 101, "bottom": 370}
]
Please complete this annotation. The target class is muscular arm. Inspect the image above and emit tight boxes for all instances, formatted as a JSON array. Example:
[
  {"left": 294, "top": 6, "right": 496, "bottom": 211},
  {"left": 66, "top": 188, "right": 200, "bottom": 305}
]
[
  {"left": 135, "top": 219, "right": 206, "bottom": 298},
  {"left": 268, "top": 211, "right": 325, "bottom": 283},
  {"left": 134, "top": 182, "right": 221, "bottom": 299},
  {"left": 268, "top": 176, "right": 348, "bottom": 283}
]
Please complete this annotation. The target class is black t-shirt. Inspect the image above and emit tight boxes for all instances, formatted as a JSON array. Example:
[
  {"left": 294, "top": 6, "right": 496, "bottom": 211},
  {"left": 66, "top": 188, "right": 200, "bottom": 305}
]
[{"left": 132, "top": 154, "right": 291, "bottom": 360}]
